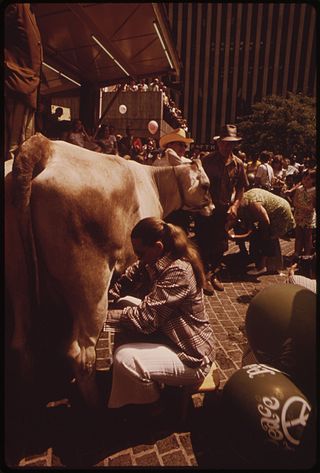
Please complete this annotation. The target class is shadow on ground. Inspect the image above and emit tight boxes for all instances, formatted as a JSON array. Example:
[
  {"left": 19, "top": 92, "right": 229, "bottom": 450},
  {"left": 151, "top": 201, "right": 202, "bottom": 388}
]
[
  {"left": 188, "top": 391, "right": 251, "bottom": 468},
  {"left": 220, "top": 252, "right": 262, "bottom": 283},
  {"left": 5, "top": 373, "right": 184, "bottom": 468},
  {"left": 6, "top": 402, "right": 181, "bottom": 468},
  {"left": 6, "top": 375, "right": 315, "bottom": 469}
]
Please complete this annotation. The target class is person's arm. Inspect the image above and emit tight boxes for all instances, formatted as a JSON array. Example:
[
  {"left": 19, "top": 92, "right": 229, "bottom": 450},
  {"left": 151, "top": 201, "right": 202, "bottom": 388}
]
[
  {"left": 113, "top": 136, "right": 118, "bottom": 154},
  {"left": 269, "top": 168, "right": 275, "bottom": 186},
  {"left": 228, "top": 163, "right": 248, "bottom": 217},
  {"left": 81, "top": 124, "right": 94, "bottom": 143},
  {"left": 254, "top": 165, "right": 263, "bottom": 186},
  {"left": 228, "top": 187, "right": 244, "bottom": 218},
  {"left": 83, "top": 131, "right": 92, "bottom": 142},
  {"left": 274, "top": 173, "right": 286, "bottom": 186},
  {"left": 108, "top": 261, "right": 145, "bottom": 303},
  {"left": 120, "top": 263, "right": 191, "bottom": 334},
  {"left": 106, "top": 309, "right": 123, "bottom": 324},
  {"left": 247, "top": 201, "right": 271, "bottom": 234},
  {"left": 284, "top": 183, "right": 300, "bottom": 196}
]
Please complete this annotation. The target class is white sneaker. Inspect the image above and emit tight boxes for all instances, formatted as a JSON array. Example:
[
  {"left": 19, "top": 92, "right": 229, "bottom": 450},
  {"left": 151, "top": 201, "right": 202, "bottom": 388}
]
[{"left": 247, "top": 266, "right": 268, "bottom": 276}]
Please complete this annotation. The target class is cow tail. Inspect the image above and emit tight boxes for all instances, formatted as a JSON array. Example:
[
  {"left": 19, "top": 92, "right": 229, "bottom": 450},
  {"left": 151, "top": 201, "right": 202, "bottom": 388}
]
[{"left": 12, "top": 133, "right": 52, "bottom": 307}]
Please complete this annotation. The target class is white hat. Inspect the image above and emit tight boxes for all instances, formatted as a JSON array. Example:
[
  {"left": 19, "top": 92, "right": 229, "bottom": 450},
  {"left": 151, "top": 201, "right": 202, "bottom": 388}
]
[{"left": 159, "top": 128, "right": 194, "bottom": 149}]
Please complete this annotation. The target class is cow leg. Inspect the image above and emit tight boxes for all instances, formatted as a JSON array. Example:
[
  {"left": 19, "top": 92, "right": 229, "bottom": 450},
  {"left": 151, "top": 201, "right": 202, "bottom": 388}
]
[
  {"left": 5, "top": 197, "right": 35, "bottom": 378},
  {"left": 64, "top": 267, "right": 114, "bottom": 407},
  {"left": 66, "top": 270, "right": 113, "bottom": 372}
]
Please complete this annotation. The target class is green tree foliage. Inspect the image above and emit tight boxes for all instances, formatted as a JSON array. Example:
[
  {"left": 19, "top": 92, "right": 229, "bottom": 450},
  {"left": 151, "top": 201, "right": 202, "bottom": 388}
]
[{"left": 237, "top": 93, "right": 316, "bottom": 159}]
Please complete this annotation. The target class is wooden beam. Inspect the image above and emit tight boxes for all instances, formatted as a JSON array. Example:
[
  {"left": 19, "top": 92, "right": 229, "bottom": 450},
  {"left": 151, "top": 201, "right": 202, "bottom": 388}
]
[
  {"left": 67, "top": 4, "right": 136, "bottom": 79},
  {"left": 93, "top": 84, "right": 124, "bottom": 136}
]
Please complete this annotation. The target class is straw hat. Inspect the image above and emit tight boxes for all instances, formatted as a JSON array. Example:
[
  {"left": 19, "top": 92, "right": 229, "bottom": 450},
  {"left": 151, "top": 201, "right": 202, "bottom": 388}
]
[
  {"left": 159, "top": 128, "right": 194, "bottom": 149},
  {"left": 213, "top": 124, "right": 242, "bottom": 142}
]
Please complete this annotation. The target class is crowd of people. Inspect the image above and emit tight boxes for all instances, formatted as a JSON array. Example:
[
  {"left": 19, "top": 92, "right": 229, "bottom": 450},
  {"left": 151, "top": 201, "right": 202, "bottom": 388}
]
[
  {"left": 106, "top": 77, "right": 188, "bottom": 131},
  {"left": 38, "top": 110, "right": 317, "bottom": 285},
  {"left": 145, "top": 125, "right": 317, "bottom": 294},
  {"left": 104, "top": 122, "right": 316, "bottom": 425},
  {"left": 21, "top": 71, "right": 190, "bottom": 163},
  {"left": 36, "top": 111, "right": 163, "bottom": 163},
  {"left": 232, "top": 148, "right": 316, "bottom": 265}
]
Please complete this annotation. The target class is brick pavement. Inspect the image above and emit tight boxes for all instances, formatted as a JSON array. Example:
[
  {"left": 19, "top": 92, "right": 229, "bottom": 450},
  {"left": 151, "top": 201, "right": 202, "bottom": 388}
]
[{"left": 9, "top": 238, "right": 299, "bottom": 468}]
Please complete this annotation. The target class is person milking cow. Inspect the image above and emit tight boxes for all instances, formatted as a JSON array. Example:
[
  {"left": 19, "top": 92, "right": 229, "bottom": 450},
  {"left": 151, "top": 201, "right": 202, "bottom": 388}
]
[{"left": 105, "top": 217, "right": 215, "bottom": 419}]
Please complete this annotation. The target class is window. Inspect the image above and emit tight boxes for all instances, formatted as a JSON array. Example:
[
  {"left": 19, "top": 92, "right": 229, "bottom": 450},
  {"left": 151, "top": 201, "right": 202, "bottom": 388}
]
[{"left": 51, "top": 105, "right": 71, "bottom": 121}]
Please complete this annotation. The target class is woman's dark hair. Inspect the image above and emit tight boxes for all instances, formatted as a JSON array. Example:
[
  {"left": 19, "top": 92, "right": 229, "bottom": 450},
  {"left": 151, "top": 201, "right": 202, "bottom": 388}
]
[
  {"left": 260, "top": 150, "right": 274, "bottom": 163},
  {"left": 131, "top": 217, "right": 206, "bottom": 289},
  {"left": 71, "top": 118, "right": 82, "bottom": 131},
  {"left": 272, "top": 154, "right": 283, "bottom": 164},
  {"left": 55, "top": 107, "right": 63, "bottom": 116}
]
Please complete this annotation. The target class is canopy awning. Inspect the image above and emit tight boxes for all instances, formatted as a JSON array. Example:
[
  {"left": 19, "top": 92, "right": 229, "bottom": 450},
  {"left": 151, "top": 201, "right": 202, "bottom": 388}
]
[{"left": 32, "top": 3, "right": 181, "bottom": 95}]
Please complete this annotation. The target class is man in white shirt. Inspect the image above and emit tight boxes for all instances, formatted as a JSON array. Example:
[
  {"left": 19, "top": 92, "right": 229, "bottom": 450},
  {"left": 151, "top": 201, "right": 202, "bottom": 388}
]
[
  {"left": 153, "top": 128, "right": 193, "bottom": 167},
  {"left": 255, "top": 150, "right": 274, "bottom": 190},
  {"left": 149, "top": 78, "right": 161, "bottom": 91},
  {"left": 153, "top": 128, "right": 194, "bottom": 233},
  {"left": 283, "top": 157, "right": 299, "bottom": 178}
]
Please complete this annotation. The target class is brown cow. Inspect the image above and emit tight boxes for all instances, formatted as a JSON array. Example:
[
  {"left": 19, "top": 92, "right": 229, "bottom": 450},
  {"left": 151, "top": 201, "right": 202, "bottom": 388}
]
[{"left": 5, "top": 133, "right": 214, "bottom": 404}]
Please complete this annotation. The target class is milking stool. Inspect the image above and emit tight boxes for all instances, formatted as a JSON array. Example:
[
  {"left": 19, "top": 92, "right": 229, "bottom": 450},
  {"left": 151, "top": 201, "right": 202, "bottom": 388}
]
[{"left": 165, "top": 361, "right": 220, "bottom": 427}]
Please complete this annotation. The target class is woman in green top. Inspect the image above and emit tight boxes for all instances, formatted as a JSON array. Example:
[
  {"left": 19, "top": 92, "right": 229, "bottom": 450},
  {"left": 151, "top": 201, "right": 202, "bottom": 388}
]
[{"left": 227, "top": 188, "right": 295, "bottom": 275}]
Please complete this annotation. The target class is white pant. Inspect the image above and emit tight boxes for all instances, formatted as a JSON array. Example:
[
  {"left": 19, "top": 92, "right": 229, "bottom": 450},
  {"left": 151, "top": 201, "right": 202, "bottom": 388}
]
[
  {"left": 108, "top": 343, "right": 211, "bottom": 408},
  {"left": 107, "top": 296, "right": 212, "bottom": 408}
]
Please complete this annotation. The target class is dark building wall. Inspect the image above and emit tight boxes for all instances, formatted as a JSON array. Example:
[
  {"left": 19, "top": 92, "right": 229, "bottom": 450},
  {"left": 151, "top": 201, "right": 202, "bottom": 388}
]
[{"left": 164, "top": 3, "right": 316, "bottom": 144}]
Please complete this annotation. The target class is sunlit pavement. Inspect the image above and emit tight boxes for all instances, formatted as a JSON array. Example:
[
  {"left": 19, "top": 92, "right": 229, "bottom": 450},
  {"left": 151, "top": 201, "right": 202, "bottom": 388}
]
[{"left": 9, "top": 238, "right": 301, "bottom": 468}]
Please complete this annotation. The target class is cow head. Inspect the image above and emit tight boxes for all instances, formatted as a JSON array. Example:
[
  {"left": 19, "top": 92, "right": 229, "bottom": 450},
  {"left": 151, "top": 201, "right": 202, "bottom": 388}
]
[{"left": 178, "top": 159, "right": 214, "bottom": 216}]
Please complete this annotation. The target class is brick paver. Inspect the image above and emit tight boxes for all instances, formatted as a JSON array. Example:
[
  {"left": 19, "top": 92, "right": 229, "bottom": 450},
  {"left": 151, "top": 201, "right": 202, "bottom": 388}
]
[{"left": 10, "top": 237, "right": 302, "bottom": 468}]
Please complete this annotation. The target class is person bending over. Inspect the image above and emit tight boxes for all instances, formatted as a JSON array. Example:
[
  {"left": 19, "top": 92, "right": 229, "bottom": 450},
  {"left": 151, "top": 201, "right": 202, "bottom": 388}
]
[
  {"left": 107, "top": 217, "right": 215, "bottom": 412},
  {"left": 226, "top": 188, "right": 295, "bottom": 276}
]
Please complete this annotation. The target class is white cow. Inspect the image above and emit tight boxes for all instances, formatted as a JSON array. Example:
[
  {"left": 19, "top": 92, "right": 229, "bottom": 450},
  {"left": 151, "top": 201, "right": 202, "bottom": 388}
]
[{"left": 5, "top": 133, "right": 214, "bottom": 404}]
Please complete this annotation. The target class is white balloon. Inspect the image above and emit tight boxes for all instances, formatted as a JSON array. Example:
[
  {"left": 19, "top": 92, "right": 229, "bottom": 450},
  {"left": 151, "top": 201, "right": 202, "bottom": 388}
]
[
  {"left": 148, "top": 120, "right": 158, "bottom": 134},
  {"left": 119, "top": 104, "right": 127, "bottom": 114}
]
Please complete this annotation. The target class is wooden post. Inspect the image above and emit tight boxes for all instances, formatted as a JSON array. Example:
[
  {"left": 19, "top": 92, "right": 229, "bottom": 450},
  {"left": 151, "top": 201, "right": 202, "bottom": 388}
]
[{"left": 93, "top": 84, "right": 124, "bottom": 138}]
